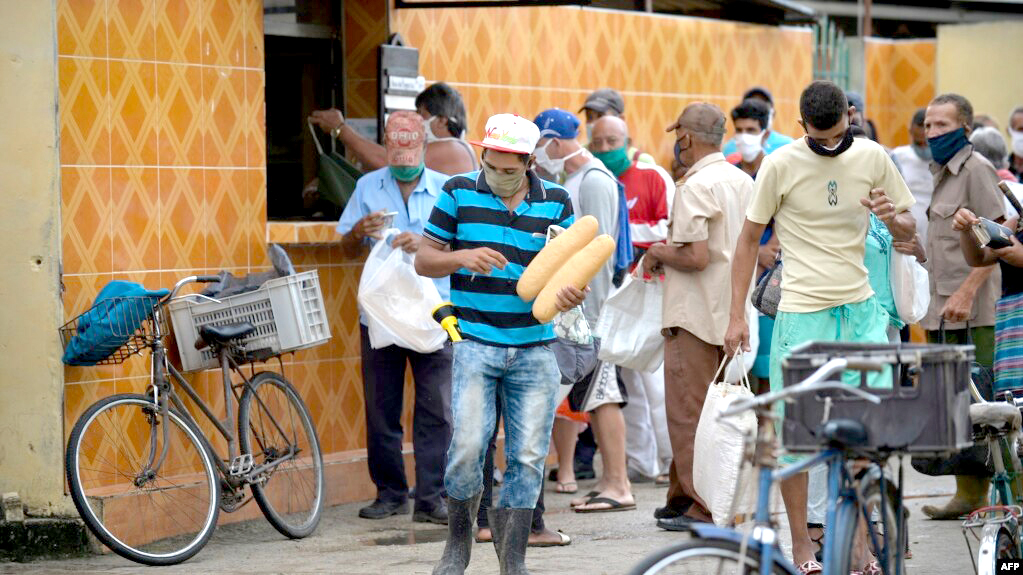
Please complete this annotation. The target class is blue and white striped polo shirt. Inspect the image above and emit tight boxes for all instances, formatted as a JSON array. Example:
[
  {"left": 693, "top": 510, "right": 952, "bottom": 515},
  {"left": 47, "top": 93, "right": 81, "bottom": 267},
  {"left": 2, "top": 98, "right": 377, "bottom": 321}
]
[{"left": 424, "top": 170, "right": 574, "bottom": 347}]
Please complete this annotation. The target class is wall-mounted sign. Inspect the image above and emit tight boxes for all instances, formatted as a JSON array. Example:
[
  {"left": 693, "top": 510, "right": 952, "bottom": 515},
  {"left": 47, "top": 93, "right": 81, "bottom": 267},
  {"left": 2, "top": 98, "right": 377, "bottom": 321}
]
[
  {"left": 378, "top": 35, "right": 421, "bottom": 144},
  {"left": 388, "top": 75, "right": 426, "bottom": 93}
]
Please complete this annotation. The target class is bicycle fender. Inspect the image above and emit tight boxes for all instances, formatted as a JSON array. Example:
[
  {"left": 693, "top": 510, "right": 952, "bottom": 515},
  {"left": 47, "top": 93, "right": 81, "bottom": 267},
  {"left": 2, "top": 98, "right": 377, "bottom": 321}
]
[
  {"left": 977, "top": 523, "right": 1006, "bottom": 575},
  {"left": 682, "top": 523, "right": 802, "bottom": 575}
]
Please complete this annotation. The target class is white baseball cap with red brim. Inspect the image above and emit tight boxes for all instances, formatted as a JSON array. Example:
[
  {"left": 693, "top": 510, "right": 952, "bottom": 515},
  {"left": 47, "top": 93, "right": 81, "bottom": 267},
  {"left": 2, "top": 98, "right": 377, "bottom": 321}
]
[{"left": 470, "top": 113, "right": 541, "bottom": 155}]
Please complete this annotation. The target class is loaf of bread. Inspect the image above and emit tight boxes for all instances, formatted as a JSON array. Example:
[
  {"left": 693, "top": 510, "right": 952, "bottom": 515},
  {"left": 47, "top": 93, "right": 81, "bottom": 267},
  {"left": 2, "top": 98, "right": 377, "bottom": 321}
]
[
  {"left": 516, "top": 215, "right": 598, "bottom": 301},
  {"left": 531, "top": 234, "right": 616, "bottom": 323}
]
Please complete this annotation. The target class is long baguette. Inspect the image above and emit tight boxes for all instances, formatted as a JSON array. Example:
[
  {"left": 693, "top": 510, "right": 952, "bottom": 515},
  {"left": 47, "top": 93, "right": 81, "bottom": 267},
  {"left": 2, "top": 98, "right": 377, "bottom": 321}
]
[
  {"left": 531, "top": 234, "right": 616, "bottom": 323},
  {"left": 516, "top": 215, "right": 599, "bottom": 301}
]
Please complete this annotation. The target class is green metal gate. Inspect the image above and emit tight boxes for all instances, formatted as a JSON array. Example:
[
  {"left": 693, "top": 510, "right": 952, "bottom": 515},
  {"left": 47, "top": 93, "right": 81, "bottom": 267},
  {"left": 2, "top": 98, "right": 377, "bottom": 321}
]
[{"left": 812, "top": 16, "right": 849, "bottom": 90}]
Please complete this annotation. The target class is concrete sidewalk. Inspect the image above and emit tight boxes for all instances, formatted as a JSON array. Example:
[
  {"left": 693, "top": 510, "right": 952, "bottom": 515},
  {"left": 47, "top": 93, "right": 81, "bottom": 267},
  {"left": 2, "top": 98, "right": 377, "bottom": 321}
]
[{"left": 1, "top": 461, "right": 976, "bottom": 574}]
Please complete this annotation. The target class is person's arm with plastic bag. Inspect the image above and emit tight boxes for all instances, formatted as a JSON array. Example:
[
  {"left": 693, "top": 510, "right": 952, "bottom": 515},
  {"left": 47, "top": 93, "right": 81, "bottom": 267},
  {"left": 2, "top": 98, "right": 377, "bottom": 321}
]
[
  {"left": 642, "top": 180, "right": 713, "bottom": 277},
  {"left": 336, "top": 176, "right": 388, "bottom": 257}
]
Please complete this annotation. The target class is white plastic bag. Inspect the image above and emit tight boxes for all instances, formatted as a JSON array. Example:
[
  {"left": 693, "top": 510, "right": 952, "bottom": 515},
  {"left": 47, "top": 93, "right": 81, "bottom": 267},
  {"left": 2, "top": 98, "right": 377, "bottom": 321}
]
[
  {"left": 357, "top": 229, "right": 446, "bottom": 353},
  {"left": 693, "top": 356, "right": 757, "bottom": 526},
  {"left": 889, "top": 251, "right": 929, "bottom": 325},
  {"left": 723, "top": 306, "right": 759, "bottom": 384},
  {"left": 595, "top": 274, "right": 664, "bottom": 373}
]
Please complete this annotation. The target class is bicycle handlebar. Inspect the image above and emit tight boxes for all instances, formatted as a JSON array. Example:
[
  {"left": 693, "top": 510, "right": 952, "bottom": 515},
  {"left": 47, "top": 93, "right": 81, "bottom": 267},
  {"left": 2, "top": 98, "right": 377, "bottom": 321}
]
[
  {"left": 162, "top": 275, "right": 222, "bottom": 303},
  {"left": 719, "top": 358, "right": 883, "bottom": 418}
]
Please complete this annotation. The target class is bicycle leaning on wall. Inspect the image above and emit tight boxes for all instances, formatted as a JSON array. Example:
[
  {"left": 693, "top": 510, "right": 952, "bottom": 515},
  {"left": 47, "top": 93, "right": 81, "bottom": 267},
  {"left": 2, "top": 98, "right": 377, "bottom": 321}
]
[{"left": 60, "top": 273, "right": 330, "bottom": 565}]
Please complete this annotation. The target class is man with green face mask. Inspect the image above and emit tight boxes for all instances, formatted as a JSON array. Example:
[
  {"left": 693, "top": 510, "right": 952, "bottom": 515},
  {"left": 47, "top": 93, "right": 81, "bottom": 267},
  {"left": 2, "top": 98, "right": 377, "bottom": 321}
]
[{"left": 336, "top": 111, "right": 455, "bottom": 525}]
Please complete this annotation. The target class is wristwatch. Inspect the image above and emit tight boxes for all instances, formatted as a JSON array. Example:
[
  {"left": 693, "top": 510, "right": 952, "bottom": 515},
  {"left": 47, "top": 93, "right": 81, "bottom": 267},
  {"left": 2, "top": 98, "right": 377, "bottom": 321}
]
[{"left": 330, "top": 110, "right": 344, "bottom": 140}]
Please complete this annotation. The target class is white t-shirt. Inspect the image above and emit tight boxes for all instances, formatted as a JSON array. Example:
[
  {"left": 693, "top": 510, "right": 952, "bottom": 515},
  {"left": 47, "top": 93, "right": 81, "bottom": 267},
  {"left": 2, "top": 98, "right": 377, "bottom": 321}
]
[
  {"left": 891, "top": 145, "right": 934, "bottom": 244},
  {"left": 747, "top": 137, "right": 915, "bottom": 313},
  {"left": 562, "top": 157, "right": 620, "bottom": 328}
]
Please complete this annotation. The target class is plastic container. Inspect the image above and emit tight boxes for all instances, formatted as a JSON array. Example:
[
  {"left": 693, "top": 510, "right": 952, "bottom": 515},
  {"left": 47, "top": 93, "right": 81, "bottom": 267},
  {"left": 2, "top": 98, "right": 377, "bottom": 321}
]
[
  {"left": 167, "top": 271, "right": 330, "bottom": 372},
  {"left": 781, "top": 341, "right": 975, "bottom": 456}
]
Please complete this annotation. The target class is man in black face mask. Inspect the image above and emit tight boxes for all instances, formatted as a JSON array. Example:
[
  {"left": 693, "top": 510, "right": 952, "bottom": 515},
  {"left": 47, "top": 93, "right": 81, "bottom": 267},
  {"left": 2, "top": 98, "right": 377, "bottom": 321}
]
[
  {"left": 917, "top": 93, "right": 1004, "bottom": 521},
  {"left": 725, "top": 81, "right": 915, "bottom": 574}
]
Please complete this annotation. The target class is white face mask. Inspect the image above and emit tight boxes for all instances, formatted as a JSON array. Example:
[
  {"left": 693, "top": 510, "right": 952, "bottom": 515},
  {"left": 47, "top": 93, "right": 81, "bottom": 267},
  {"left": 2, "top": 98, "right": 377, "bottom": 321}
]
[
  {"left": 1010, "top": 128, "right": 1023, "bottom": 157},
  {"left": 424, "top": 115, "right": 453, "bottom": 143},
  {"left": 736, "top": 131, "right": 765, "bottom": 163},
  {"left": 534, "top": 139, "right": 582, "bottom": 176}
]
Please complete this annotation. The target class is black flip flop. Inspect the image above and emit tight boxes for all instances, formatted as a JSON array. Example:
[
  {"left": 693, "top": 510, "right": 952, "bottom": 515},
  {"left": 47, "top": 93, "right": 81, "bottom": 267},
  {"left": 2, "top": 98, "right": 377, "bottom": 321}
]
[
  {"left": 570, "top": 490, "right": 600, "bottom": 507},
  {"left": 573, "top": 496, "right": 637, "bottom": 513}
]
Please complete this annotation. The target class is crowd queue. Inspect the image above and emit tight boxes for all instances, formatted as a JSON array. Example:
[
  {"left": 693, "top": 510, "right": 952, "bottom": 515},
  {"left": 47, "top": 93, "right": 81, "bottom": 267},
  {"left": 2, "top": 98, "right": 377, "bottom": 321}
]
[{"left": 306, "top": 82, "right": 1023, "bottom": 575}]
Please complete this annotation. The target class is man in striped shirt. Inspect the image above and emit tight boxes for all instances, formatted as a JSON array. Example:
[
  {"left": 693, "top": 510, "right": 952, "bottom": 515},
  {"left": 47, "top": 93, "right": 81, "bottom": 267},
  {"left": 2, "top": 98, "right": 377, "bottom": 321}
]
[{"left": 416, "top": 114, "right": 586, "bottom": 575}]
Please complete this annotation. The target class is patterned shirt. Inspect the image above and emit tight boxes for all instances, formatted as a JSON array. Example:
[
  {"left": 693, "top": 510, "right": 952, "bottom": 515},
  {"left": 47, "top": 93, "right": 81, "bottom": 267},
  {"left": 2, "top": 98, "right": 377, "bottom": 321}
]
[{"left": 424, "top": 170, "right": 574, "bottom": 346}]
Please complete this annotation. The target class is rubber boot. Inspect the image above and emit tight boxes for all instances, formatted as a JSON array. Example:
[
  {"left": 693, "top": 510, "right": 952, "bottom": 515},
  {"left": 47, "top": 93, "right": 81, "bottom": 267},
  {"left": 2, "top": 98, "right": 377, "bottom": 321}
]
[
  {"left": 921, "top": 475, "right": 989, "bottom": 520},
  {"left": 490, "top": 508, "right": 532, "bottom": 575},
  {"left": 432, "top": 492, "right": 481, "bottom": 575}
]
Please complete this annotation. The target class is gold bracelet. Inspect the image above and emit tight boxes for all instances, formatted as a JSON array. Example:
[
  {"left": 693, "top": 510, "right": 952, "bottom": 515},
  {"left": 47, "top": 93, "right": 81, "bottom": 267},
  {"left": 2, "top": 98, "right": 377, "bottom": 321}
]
[{"left": 331, "top": 124, "right": 342, "bottom": 140}]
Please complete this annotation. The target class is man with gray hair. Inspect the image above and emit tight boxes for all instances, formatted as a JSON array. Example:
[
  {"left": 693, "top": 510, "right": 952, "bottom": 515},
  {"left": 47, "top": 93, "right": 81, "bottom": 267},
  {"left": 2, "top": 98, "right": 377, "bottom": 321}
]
[
  {"left": 643, "top": 102, "right": 755, "bottom": 529},
  {"left": 971, "top": 126, "right": 1018, "bottom": 183},
  {"left": 917, "top": 92, "right": 1005, "bottom": 521},
  {"left": 588, "top": 114, "right": 674, "bottom": 487}
]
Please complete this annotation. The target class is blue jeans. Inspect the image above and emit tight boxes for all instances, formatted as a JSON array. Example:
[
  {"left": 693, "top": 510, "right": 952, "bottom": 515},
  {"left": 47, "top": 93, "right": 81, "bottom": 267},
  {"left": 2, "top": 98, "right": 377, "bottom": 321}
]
[{"left": 444, "top": 340, "right": 560, "bottom": 509}]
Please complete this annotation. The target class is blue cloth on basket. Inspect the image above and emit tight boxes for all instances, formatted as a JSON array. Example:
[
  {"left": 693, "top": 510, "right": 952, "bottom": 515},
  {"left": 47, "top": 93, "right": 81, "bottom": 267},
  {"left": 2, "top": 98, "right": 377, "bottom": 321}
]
[{"left": 62, "top": 281, "right": 170, "bottom": 366}]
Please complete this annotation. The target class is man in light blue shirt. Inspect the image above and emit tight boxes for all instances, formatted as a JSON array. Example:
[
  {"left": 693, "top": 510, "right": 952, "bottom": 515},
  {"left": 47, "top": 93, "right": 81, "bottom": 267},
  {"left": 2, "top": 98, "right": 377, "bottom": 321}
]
[
  {"left": 722, "top": 86, "right": 793, "bottom": 157},
  {"left": 336, "top": 111, "right": 452, "bottom": 525}
]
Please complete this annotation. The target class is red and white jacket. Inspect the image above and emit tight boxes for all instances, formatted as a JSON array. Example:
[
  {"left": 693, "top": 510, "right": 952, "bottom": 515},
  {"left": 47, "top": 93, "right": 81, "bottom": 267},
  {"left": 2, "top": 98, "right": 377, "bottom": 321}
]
[{"left": 618, "top": 161, "right": 674, "bottom": 248}]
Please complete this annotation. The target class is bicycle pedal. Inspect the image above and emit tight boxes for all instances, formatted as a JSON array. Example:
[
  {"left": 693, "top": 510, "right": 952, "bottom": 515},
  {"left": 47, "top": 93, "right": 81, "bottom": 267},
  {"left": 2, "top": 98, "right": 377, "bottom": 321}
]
[{"left": 229, "top": 454, "right": 253, "bottom": 476}]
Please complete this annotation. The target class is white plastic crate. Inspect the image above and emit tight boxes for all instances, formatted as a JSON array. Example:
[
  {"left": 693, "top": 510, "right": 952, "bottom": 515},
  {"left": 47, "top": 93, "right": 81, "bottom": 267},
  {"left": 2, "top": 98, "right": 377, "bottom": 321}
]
[{"left": 167, "top": 270, "right": 331, "bottom": 372}]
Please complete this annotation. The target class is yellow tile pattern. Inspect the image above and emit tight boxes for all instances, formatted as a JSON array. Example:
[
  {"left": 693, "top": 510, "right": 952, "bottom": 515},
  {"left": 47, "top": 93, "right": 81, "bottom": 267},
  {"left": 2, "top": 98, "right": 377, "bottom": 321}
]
[
  {"left": 59, "top": 1, "right": 822, "bottom": 503},
  {"left": 392, "top": 6, "right": 813, "bottom": 169},
  {"left": 56, "top": 0, "right": 320, "bottom": 485},
  {"left": 344, "top": 0, "right": 388, "bottom": 119},
  {"left": 58, "top": 0, "right": 408, "bottom": 494},
  {"left": 865, "top": 39, "right": 936, "bottom": 148}
]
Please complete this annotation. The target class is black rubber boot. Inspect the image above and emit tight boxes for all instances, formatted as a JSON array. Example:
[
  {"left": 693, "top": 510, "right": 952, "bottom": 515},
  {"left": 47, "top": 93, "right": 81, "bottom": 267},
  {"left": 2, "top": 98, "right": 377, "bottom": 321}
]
[
  {"left": 490, "top": 508, "right": 532, "bottom": 575},
  {"left": 432, "top": 492, "right": 481, "bottom": 575}
]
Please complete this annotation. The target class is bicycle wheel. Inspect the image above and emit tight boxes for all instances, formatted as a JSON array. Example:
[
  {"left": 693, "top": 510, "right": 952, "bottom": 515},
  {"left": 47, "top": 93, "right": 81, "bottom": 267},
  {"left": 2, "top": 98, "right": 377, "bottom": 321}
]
[
  {"left": 238, "top": 371, "right": 324, "bottom": 538},
  {"left": 861, "top": 472, "right": 908, "bottom": 574},
  {"left": 977, "top": 524, "right": 1016, "bottom": 575},
  {"left": 829, "top": 496, "right": 860, "bottom": 575},
  {"left": 66, "top": 393, "right": 220, "bottom": 565},
  {"left": 627, "top": 538, "right": 792, "bottom": 575},
  {"left": 831, "top": 485, "right": 907, "bottom": 575}
]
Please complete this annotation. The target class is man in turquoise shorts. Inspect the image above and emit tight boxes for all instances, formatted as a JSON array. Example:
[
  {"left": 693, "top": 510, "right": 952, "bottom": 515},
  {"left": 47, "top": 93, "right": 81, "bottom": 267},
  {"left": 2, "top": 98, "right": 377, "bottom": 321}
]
[{"left": 724, "top": 81, "right": 916, "bottom": 575}]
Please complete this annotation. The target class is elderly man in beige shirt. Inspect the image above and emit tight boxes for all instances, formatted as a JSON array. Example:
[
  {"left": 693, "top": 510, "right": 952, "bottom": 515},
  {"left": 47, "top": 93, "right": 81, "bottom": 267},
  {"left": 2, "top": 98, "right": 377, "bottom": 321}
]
[
  {"left": 917, "top": 93, "right": 1005, "bottom": 521},
  {"left": 642, "top": 103, "right": 754, "bottom": 529}
]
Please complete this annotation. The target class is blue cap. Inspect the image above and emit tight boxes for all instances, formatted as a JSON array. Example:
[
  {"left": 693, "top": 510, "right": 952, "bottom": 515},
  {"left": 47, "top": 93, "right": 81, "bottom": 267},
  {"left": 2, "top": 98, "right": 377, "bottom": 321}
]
[{"left": 533, "top": 108, "right": 580, "bottom": 140}]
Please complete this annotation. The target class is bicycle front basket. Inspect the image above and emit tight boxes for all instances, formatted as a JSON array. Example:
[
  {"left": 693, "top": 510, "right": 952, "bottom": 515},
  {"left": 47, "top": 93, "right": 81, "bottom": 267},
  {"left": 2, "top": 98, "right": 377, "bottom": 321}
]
[{"left": 60, "top": 282, "right": 168, "bottom": 365}]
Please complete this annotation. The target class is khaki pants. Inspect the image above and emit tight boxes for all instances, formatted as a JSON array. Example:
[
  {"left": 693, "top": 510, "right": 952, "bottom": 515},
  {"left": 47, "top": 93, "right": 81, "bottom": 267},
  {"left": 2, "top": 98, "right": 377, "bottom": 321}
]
[{"left": 663, "top": 327, "right": 723, "bottom": 521}]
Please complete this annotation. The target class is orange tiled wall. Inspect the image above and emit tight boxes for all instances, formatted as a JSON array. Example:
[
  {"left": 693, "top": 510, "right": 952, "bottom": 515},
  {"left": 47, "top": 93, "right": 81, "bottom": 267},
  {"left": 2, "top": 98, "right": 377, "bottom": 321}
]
[
  {"left": 393, "top": 6, "right": 813, "bottom": 168},
  {"left": 344, "top": 0, "right": 388, "bottom": 119},
  {"left": 58, "top": 0, "right": 273, "bottom": 463},
  {"left": 865, "top": 39, "right": 936, "bottom": 148}
]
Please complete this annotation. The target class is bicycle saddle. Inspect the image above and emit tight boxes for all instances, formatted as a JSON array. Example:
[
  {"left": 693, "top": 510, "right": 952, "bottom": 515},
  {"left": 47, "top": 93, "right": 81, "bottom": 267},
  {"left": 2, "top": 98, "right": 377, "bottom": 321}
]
[
  {"left": 820, "top": 419, "right": 869, "bottom": 448},
  {"left": 198, "top": 322, "right": 256, "bottom": 348},
  {"left": 970, "top": 403, "right": 1022, "bottom": 432}
]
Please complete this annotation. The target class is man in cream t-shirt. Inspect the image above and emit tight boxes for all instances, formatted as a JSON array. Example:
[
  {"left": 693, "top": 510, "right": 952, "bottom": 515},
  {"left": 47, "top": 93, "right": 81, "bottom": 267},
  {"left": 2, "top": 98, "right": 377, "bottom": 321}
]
[{"left": 724, "top": 81, "right": 915, "bottom": 574}]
